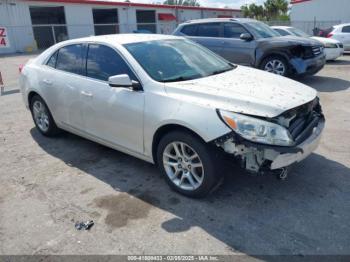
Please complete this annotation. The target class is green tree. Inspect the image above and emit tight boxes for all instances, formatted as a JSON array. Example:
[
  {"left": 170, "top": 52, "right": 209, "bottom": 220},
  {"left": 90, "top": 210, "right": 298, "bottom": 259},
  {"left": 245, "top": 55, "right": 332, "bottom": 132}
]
[
  {"left": 264, "top": 0, "right": 288, "bottom": 20},
  {"left": 163, "top": 0, "right": 200, "bottom": 7},
  {"left": 241, "top": 0, "right": 288, "bottom": 21}
]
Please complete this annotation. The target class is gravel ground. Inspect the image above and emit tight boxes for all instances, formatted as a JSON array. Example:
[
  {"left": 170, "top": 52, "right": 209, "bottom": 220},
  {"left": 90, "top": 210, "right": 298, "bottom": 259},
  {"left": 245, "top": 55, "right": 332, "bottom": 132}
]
[{"left": 0, "top": 53, "right": 349, "bottom": 256}]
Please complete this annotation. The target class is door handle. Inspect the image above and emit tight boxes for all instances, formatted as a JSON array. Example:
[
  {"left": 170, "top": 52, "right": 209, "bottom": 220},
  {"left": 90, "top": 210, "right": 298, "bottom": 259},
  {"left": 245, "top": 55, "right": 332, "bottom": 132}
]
[
  {"left": 81, "top": 91, "right": 93, "bottom": 97},
  {"left": 42, "top": 79, "right": 53, "bottom": 85}
]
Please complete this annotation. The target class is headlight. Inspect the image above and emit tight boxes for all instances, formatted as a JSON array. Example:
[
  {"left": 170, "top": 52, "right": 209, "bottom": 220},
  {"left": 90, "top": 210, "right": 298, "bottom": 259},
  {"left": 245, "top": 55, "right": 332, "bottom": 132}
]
[
  {"left": 324, "top": 43, "right": 337, "bottom": 48},
  {"left": 218, "top": 110, "right": 294, "bottom": 146}
]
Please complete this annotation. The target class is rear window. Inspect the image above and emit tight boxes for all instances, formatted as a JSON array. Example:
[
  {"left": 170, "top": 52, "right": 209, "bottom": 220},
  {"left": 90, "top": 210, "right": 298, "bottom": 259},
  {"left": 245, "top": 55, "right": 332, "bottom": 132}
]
[
  {"left": 273, "top": 28, "right": 290, "bottom": 36},
  {"left": 181, "top": 24, "right": 197, "bottom": 36},
  {"left": 197, "top": 23, "right": 221, "bottom": 37},
  {"left": 342, "top": 26, "right": 350, "bottom": 33}
]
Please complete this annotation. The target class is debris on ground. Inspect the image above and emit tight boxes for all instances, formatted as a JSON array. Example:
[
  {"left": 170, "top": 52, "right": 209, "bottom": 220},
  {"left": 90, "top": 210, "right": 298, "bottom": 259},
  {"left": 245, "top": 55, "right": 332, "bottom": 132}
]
[{"left": 75, "top": 220, "right": 94, "bottom": 231}]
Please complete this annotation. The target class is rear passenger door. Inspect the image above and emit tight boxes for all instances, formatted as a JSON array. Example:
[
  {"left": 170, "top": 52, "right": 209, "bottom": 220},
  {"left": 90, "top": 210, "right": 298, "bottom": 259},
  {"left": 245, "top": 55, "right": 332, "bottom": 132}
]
[
  {"left": 221, "top": 23, "right": 256, "bottom": 65},
  {"left": 46, "top": 44, "right": 86, "bottom": 128},
  {"left": 80, "top": 44, "right": 144, "bottom": 154},
  {"left": 183, "top": 23, "right": 226, "bottom": 58}
]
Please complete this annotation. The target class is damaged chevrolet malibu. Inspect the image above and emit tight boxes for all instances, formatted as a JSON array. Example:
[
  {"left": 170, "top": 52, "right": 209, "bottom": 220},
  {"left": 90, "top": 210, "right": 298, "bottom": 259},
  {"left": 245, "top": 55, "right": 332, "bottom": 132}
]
[{"left": 20, "top": 34, "right": 325, "bottom": 197}]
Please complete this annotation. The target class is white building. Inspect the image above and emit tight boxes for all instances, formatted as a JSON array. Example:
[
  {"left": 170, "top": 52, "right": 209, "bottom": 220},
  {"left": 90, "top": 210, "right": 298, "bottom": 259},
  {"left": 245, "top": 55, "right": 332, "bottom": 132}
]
[
  {"left": 291, "top": 0, "right": 350, "bottom": 33},
  {"left": 0, "top": 0, "right": 241, "bottom": 54}
]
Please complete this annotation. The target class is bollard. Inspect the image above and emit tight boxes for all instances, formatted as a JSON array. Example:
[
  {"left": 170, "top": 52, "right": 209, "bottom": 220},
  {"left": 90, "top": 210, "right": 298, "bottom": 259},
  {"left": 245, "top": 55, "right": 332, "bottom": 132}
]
[{"left": 0, "top": 71, "right": 3, "bottom": 95}]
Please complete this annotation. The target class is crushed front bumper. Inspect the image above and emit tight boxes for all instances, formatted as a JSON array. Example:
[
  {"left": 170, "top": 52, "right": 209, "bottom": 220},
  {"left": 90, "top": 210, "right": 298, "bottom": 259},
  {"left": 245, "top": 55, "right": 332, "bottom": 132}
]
[
  {"left": 216, "top": 117, "right": 325, "bottom": 173},
  {"left": 269, "top": 119, "right": 324, "bottom": 169}
]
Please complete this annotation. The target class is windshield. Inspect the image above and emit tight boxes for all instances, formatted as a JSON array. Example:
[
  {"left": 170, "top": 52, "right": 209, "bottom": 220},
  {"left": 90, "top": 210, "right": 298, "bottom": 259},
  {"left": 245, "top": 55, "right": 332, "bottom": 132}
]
[
  {"left": 245, "top": 21, "right": 280, "bottom": 38},
  {"left": 124, "top": 39, "right": 234, "bottom": 82},
  {"left": 288, "top": 27, "right": 310, "bottom": 37}
]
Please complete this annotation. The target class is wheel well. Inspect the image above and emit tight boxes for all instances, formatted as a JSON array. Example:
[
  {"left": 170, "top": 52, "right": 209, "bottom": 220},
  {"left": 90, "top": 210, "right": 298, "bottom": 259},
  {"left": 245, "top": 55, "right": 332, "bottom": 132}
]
[
  {"left": 152, "top": 124, "right": 204, "bottom": 165},
  {"left": 28, "top": 91, "right": 39, "bottom": 107}
]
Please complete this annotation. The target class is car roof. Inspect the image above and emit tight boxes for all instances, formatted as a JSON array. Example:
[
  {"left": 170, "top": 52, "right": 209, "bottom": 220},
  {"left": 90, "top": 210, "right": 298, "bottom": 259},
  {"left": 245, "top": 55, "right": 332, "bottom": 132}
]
[
  {"left": 181, "top": 18, "right": 256, "bottom": 25},
  {"left": 333, "top": 23, "right": 350, "bottom": 28},
  {"left": 59, "top": 34, "right": 183, "bottom": 46}
]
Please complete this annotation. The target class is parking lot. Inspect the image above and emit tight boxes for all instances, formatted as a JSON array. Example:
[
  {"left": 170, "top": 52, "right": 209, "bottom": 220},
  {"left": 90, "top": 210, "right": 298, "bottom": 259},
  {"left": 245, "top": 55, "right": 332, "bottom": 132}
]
[{"left": 0, "top": 53, "right": 349, "bottom": 256}]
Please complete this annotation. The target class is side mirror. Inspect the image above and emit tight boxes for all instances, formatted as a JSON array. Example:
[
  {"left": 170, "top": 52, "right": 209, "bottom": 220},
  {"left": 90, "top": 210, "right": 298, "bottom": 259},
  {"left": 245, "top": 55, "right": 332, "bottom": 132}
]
[
  {"left": 108, "top": 74, "right": 142, "bottom": 91},
  {"left": 240, "top": 33, "right": 253, "bottom": 41}
]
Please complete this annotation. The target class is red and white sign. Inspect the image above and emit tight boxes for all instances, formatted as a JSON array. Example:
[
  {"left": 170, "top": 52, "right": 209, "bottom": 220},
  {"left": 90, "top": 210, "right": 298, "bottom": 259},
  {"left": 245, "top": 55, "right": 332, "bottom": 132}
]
[{"left": 0, "top": 27, "right": 10, "bottom": 48}]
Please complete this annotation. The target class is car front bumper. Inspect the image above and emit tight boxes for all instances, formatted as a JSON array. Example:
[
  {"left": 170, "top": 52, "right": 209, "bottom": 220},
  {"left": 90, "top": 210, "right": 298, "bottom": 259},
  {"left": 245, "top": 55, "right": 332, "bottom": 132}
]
[
  {"left": 269, "top": 118, "right": 325, "bottom": 169},
  {"left": 217, "top": 117, "right": 325, "bottom": 173},
  {"left": 290, "top": 54, "right": 326, "bottom": 76}
]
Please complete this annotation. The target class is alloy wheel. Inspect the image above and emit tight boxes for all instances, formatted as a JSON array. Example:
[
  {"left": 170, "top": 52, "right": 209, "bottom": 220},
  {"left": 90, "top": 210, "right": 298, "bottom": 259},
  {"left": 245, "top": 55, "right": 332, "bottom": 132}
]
[
  {"left": 32, "top": 100, "right": 50, "bottom": 132},
  {"left": 163, "top": 141, "right": 204, "bottom": 191},
  {"left": 264, "top": 59, "right": 286, "bottom": 75}
]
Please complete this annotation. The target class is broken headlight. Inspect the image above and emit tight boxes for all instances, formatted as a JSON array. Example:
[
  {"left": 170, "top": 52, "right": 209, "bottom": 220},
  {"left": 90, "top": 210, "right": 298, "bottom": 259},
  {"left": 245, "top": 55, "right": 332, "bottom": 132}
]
[{"left": 218, "top": 110, "right": 294, "bottom": 146}]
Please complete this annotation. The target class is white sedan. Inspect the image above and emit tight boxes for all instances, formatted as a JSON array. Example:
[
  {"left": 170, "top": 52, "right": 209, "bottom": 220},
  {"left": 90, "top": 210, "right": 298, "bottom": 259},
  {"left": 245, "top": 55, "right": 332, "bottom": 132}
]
[
  {"left": 272, "top": 26, "right": 344, "bottom": 61},
  {"left": 19, "top": 34, "right": 325, "bottom": 197}
]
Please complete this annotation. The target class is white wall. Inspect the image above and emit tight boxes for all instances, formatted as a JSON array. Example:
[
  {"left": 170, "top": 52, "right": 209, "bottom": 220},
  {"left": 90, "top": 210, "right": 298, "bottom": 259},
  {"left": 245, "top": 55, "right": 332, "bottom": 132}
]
[
  {"left": 291, "top": 0, "right": 350, "bottom": 23},
  {"left": 65, "top": 4, "right": 94, "bottom": 39},
  {"left": 0, "top": 0, "right": 35, "bottom": 54}
]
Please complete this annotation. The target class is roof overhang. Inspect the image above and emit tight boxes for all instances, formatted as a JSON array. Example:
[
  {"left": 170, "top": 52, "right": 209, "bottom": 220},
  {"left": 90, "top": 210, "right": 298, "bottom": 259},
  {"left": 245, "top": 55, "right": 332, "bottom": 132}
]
[
  {"left": 158, "top": 13, "right": 176, "bottom": 21},
  {"left": 291, "top": 0, "right": 312, "bottom": 4},
  {"left": 25, "top": 0, "right": 241, "bottom": 12}
]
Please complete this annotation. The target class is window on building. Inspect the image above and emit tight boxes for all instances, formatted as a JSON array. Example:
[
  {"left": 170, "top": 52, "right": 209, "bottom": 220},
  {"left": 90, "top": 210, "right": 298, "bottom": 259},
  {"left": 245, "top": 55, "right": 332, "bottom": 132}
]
[
  {"left": 342, "top": 26, "right": 350, "bottom": 33},
  {"left": 197, "top": 23, "right": 221, "bottom": 38},
  {"left": 56, "top": 44, "right": 84, "bottom": 75},
  {"left": 224, "top": 23, "right": 248, "bottom": 38},
  {"left": 181, "top": 25, "right": 198, "bottom": 36},
  {"left": 93, "top": 8, "right": 119, "bottom": 35},
  {"left": 136, "top": 10, "right": 157, "bottom": 33},
  {"left": 30, "top": 6, "right": 68, "bottom": 49},
  {"left": 29, "top": 6, "right": 66, "bottom": 24},
  {"left": 86, "top": 44, "right": 136, "bottom": 81}
]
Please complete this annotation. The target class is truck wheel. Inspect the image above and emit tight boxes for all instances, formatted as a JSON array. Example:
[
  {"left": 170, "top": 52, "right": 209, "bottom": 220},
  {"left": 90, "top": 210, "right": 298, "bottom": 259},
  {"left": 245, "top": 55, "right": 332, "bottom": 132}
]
[
  {"left": 30, "top": 95, "right": 60, "bottom": 137},
  {"left": 157, "top": 130, "right": 223, "bottom": 198},
  {"left": 260, "top": 55, "right": 289, "bottom": 77}
]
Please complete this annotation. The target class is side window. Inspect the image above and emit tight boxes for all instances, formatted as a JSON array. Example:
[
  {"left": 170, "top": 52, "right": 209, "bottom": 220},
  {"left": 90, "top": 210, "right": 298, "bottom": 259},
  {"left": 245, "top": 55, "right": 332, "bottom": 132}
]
[
  {"left": 46, "top": 51, "right": 58, "bottom": 68},
  {"left": 224, "top": 23, "right": 248, "bottom": 38},
  {"left": 197, "top": 23, "right": 221, "bottom": 38},
  {"left": 342, "top": 26, "right": 350, "bottom": 33},
  {"left": 86, "top": 44, "right": 136, "bottom": 81},
  {"left": 181, "top": 25, "right": 197, "bottom": 36},
  {"left": 56, "top": 44, "right": 83, "bottom": 75}
]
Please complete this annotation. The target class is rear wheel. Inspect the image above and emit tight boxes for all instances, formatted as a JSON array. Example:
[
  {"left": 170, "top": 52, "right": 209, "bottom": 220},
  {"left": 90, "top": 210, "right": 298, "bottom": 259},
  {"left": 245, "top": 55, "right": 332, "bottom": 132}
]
[
  {"left": 30, "top": 95, "right": 60, "bottom": 136},
  {"left": 157, "top": 131, "right": 223, "bottom": 198},
  {"left": 260, "top": 55, "right": 289, "bottom": 77}
]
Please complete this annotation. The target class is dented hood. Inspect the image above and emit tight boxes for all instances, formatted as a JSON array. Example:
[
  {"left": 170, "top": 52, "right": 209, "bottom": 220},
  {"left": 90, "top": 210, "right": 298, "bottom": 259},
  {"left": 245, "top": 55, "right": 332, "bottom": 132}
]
[{"left": 164, "top": 66, "right": 317, "bottom": 118}]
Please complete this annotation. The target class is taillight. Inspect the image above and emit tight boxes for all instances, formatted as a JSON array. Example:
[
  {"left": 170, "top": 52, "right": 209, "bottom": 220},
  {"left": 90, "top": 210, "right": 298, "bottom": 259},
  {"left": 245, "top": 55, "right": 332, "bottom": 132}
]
[
  {"left": 19, "top": 64, "right": 24, "bottom": 73},
  {"left": 327, "top": 33, "right": 333, "bottom": 38}
]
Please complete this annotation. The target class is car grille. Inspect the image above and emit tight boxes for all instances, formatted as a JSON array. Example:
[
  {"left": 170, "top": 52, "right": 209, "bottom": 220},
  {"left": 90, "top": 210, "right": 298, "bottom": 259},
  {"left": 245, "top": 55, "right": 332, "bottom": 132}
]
[
  {"left": 279, "top": 98, "right": 323, "bottom": 145},
  {"left": 312, "top": 46, "right": 323, "bottom": 56}
]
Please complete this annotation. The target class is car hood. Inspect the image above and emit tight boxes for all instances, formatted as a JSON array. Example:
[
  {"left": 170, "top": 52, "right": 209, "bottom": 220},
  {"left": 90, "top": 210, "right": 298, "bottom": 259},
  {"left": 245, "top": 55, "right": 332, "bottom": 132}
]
[
  {"left": 259, "top": 35, "right": 322, "bottom": 47},
  {"left": 311, "top": 36, "right": 341, "bottom": 44},
  {"left": 164, "top": 66, "right": 317, "bottom": 118}
]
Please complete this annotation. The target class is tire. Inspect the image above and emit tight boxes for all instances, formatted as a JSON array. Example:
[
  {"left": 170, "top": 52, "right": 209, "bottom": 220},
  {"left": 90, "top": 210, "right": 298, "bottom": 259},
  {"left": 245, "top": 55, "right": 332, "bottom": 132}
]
[
  {"left": 156, "top": 130, "right": 223, "bottom": 198},
  {"left": 30, "top": 95, "right": 60, "bottom": 137},
  {"left": 260, "top": 55, "right": 289, "bottom": 77}
]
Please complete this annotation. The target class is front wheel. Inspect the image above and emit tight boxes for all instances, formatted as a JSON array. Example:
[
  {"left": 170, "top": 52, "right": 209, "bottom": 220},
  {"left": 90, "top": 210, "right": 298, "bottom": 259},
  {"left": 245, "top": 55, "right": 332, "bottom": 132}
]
[
  {"left": 260, "top": 56, "right": 289, "bottom": 77},
  {"left": 156, "top": 131, "right": 223, "bottom": 198}
]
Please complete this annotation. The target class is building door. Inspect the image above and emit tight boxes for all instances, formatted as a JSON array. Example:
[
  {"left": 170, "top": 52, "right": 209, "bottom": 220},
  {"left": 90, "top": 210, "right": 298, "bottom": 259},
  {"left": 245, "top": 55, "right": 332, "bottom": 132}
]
[
  {"left": 93, "top": 8, "right": 119, "bottom": 35},
  {"left": 29, "top": 6, "right": 68, "bottom": 49},
  {"left": 136, "top": 10, "right": 157, "bottom": 33}
]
